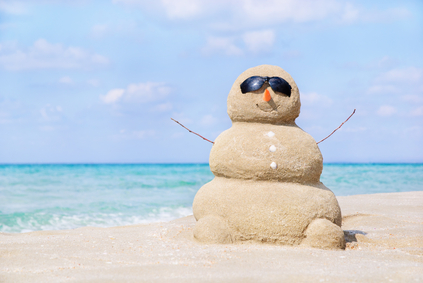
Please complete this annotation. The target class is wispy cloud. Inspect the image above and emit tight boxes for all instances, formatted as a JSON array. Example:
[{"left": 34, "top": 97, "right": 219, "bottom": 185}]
[
  {"left": 200, "top": 114, "right": 217, "bottom": 126},
  {"left": 40, "top": 104, "right": 63, "bottom": 121},
  {"left": 202, "top": 29, "right": 277, "bottom": 56},
  {"left": 360, "top": 7, "right": 411, "bottom": 23},
  {"left": 117, "top": 129, "right": 156, "bottom": 140},
  {"left": 100, "top": 82, "right": 171, "bottom": 104},
  {"left": 367, "top": 85, "right": 399, "bottom": 95},
  {"left": 90, "top": 24, "right": 108, "bottom": 38},
  {"left": 113, "top": 0, "right": 409, "bottom": 30},
  {"left": 377, "top": 105, "right": 397, "bottom": 117},
  {"left": 152, "top": 102, "right": 173, "bottom": 112},
  {"left": 101, "top": 89, "right": 125, "bottom": 104},
  {"left": 411, "top": 106, "right": 423, "bottom": 117},
  {"left": 160, "top": 0, "right": 203, "bottom": 19},
  {"left": 301, "top": 92, "right": 333, "bottom": 106},
  {"left": 243, "top": 30, "right": 275, "bottom": 53},
  {"left": 59, "top": 76, "right": 73, "bottom": 84},
  {"left": 202, "top": 36, "right": 243, "bottom": 56},
  {"left": 0, "top": 1, "right": 27, "bottom": 14},
  {"left": 114, "top": 0, "right": 344, "bottom": 24},
  {"left": 368, "top": 66, "right": 423, "bottom": 96},
  {"left": 87, "top": 79, "right": 100, "bottom": 87},
  {"left": 375, "top": 67, "right": 423, "bottom": 84},
  {"left": 0, "top": 39, "right": 109, "bottom": 70}
]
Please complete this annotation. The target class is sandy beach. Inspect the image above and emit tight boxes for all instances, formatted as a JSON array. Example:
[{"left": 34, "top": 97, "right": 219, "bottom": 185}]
[{"left": 1, "top": 191, "right": 422, "bottom": 282}]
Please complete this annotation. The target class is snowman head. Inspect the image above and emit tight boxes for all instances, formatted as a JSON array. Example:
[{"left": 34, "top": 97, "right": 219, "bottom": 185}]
[{"left": 227, "top": 65, "right": 300, "bottom": 124}]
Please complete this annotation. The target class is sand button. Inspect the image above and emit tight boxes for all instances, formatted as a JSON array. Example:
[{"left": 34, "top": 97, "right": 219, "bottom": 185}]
[
  {"left": 269, "top": 145, "right": 276, "bottom": 152},
  {"left": 267, "top": 131, "right": 275, "bottom": 137},
  {"left": 270, "top": 162, "right": 277, "bottom": 169}
]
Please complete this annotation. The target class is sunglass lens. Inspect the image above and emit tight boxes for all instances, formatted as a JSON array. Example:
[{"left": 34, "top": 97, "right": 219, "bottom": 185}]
[
  {"left": 269, "top": 77, "right": 291, "bottom": 96},
  {"left": 240, "top": 76, "right": 265, "bottom": 93}
]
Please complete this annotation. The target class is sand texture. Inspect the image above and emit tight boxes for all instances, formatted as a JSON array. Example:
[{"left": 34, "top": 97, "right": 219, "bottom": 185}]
[
  {"left": 193, "top": 178, "right": 342, "bottom": 246},
  {"left": 1, "top": 191, "right": 423, "bottom": 282},
  {"left": 209, "top": 123, "right": 323, "bottom": 183}
]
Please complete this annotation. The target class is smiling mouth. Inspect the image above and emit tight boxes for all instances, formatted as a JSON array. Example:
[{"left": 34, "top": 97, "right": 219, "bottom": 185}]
[{"left": 256, "top": 101, "right": 278, "bottom": 112}]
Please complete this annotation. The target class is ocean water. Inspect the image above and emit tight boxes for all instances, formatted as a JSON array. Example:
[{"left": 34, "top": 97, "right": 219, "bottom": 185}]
[{"left": 0, "top": 163, "right": 422, "bottom": 233}]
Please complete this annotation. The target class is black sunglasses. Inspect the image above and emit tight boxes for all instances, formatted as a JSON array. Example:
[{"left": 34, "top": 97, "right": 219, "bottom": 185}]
[{"left": 240, "top": 76, "right": 291, "bottom": 97}]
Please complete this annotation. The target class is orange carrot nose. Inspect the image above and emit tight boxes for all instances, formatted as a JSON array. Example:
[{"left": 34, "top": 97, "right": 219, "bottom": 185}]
[{"left": 263, "top": 89, "right": 271, "bottom": 102}]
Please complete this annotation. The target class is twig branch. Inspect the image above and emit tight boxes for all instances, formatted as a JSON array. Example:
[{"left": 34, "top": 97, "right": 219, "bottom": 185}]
[
  {"left": 316, "top": 109, "right": 356, "bottom": 144},
  {"left": 172, "top": 109, "right": 356, "bottom": 146},
  {"left": 171, "top": 118, "right": 214, "bottom": 144}
]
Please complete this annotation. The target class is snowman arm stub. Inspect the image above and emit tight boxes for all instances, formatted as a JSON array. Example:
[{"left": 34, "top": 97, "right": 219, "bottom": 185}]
[
  {"left": 171, "top": 118, "right": 214, "bottom": 144},
  {"left": 316, "top": 109, "right": 356, "bottom": 144},
  {"left": 172, "top": 109, "right": 356, "bottom": 146}
]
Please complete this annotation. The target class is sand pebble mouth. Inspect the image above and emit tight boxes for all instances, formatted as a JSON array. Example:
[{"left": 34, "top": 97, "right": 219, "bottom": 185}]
[{"left": 256, "top": 101, "right": 278, "bottom": 112}]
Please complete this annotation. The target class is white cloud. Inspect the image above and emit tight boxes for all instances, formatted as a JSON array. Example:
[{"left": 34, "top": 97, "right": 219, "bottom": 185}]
[
  {"left": 0, "top": 1, "right": 27, "bottom": 14},
  {"left": 341, "top": 2, "right": 359, "bottom": 23},
  {"left": 87, "top": 79, "right": 100, "bottom": 87},
  {"left": 113, "top": 0, "right": 209, "bottom": 19},
  {"left": 402, "top": 95, "right": 423, "bottom": 103},
  {"left": 91, "top": 54, "right": 109, "bottom": 65},
  {"left": 117, "top": 129, "right": 156, "bottom": 140},
  {"left": 202, "top": 30, "right": 277, "bottom": 56},
  {"left": 91, "top": 24, "right": 108, "bottom": 38},
  {"left": 377, "top": 105, "right": 397, "bottom": 117},
  {"left": 367, "top": 66, "right": 423, "bottom": 99},
  {"left": 403, "top": 126, "right": 423, "bottom": 138},
  {"left": 240, "top": 0, "right": 341, "bottom": 24},
  {"left": 367, "top": 85, "right": 399, "bottom": 95},
  {"left": 132, "top": 130, "right": 155, "bottom": 139},
  {"left": 125, "top": 82, "right": 171, "bottom": 103},
  {"left": 100, "top": 89, "right": 125, "bottom": 104},
  {"left": 300, "top": 92, "right": 333, "bottom": 106},
  {"left": 59, "top": 76, "right": 73, "bottom": 84},
  {"left": 100, "top": 82, "right": 171, "bottom": 104},
  {"left": 202, "top": 36, "right": 243, "bottom": 56},
  {"left": 89, "top": 21, "right": 139, "bottom": 39},
  {"left": 200, "top": 114, "right": 217, "bottom": 126},
  {"left": 342, "top": 126, "right": 367, "bottom": 133},
  {"left": 0, "top": 98, "right": 24, "bottom": 124},
  {"left": 375, "top": 67, "right": 423, "bottom": 84},
  {"left": 40, "top": 104, "right": 63, "bottom": 121},
  {"left": 0, "top": 39, "right": 109, "bottom": 70},
  {"left": 343, "top": 56, "right": 399, "bottom": 71},
  {"left": 283, "top": 50, "right": 301, "bottom": 59},
  {"left": 0, "top": 41, "right": 17, "bottom": 52},
  {"left": 361, "top": 7, "right": 411, "bottom": 23},
  {"left": 113, "top": 0, "right": 356, "bottom": 28},
  {"left": 161, "top": 0, "right": 202, "bottom": 19},
  {"left": 374, "top": 56, "right": 398, "bottom": 69},
  {"left": 39, "top": 125, "right": 55, "bottom": 131},
  {"left": 152, "top": 102, "right": 173, "bottom": 112},
  {"left": 243, "top": 30, "right": 275, "bottom": 53},
  {"left": 411, "top": 106, "right": 423, "bottom": 117}
]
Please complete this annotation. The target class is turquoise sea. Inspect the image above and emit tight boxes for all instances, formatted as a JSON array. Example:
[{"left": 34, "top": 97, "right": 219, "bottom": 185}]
[{"left": 0, "top": 163, "right": 422, "bottom": 233}]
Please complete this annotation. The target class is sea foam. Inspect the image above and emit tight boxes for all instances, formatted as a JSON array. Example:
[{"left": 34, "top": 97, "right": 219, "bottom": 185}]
[{"left": 0, "top": 163, "right": 422, "bottom": 233}]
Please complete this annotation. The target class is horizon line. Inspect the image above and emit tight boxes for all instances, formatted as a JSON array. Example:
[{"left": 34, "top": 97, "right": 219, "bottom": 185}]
[{"left": 1, "top": 162, "right": 422, "bottom": 166}]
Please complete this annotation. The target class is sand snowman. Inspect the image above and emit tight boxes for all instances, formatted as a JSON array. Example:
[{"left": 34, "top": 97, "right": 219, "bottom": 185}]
[{"left": 192, "top": 65, "right": 345, "bottom": 249}]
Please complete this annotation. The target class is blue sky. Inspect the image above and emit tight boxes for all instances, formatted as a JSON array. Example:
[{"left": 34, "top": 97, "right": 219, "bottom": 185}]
[{"left": 0, "top": 0, "right": 422, "bottom": 163}]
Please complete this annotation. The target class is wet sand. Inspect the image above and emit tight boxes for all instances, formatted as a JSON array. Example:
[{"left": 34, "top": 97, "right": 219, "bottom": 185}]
[{"left": 1, "top": 191, "right": 422, "bottom": 282}]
